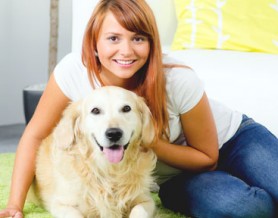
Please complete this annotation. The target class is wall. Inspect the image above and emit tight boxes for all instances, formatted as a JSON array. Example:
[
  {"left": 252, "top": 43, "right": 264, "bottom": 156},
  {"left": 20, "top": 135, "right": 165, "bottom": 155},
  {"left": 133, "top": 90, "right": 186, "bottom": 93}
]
[{"left": 0, "top": 0, "right": 72, "bottom": 125}]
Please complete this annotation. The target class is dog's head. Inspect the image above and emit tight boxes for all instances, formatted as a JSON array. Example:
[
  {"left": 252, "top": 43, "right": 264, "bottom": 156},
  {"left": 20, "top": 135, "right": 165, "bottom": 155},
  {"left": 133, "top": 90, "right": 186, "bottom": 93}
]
[{"left": 53, "top": 86, "right": 155, "bottom": 164}]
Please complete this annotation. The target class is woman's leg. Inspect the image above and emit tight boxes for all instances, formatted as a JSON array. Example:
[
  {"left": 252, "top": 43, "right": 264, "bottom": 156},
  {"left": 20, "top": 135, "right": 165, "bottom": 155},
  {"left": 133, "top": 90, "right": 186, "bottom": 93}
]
[
  {"left": 159, "top": 171, "right": 275, "bottom": 218},
  {"left": 159, "top": 116, "right": 278, "bottom": 218},
  {"left": 219, "top": 115, "right": 278, "bottom": 204}
]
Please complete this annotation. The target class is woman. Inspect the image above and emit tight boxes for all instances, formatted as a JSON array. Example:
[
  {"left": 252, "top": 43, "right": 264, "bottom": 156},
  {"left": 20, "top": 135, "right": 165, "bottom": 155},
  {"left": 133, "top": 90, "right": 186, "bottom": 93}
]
[{"left": 1, "top": 1, "right": 277, "bottom": 217}]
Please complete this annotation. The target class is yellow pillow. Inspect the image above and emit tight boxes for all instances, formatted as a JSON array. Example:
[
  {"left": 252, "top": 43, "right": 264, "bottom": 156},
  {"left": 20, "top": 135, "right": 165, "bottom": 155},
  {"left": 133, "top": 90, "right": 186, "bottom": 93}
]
[{"left": 172, "top": 0, "right": 278, "bottom": 54}]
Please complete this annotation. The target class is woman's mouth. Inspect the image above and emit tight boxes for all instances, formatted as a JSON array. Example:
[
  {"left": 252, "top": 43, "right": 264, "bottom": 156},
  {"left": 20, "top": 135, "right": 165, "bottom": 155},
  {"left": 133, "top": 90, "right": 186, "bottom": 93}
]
[{"left": 114, "top": 59, "right": 135, "bottom": 65}]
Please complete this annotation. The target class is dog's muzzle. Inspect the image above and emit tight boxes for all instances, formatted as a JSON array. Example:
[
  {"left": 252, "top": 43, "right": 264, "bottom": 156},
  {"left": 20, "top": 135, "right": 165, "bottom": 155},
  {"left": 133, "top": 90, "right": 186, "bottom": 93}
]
[{"left": 93, "top": 128, "right": 130, "bottom": 164}]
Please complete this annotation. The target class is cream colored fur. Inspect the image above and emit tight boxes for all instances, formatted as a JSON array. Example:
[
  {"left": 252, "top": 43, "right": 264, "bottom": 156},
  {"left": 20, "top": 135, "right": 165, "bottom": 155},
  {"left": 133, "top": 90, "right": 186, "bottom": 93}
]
[{"left": 32, "top": 86, "right": 157, "bottom": 218}]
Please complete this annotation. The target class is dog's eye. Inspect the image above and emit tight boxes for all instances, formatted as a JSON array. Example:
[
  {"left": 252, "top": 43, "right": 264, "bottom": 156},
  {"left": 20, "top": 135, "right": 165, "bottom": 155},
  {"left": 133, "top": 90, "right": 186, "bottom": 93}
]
[
  {"left": 122, "top": 105, "right": 131, "bottom": 113},
  {"left": 91, "top": 108, "right": 100, "bottom": 114}
]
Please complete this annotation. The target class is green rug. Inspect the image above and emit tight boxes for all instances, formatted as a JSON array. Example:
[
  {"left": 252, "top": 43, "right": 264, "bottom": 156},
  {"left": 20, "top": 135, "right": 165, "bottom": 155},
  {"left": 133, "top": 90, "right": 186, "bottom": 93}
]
[{"left": 0, "top": 153, "right": 186, "bottom": 218}]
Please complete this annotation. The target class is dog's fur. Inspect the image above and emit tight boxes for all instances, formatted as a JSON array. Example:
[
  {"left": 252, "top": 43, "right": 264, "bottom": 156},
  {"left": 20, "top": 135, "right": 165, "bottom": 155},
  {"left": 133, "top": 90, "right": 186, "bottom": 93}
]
[{"left": 31, "top": 86, "right": 157, "bottom": 218}]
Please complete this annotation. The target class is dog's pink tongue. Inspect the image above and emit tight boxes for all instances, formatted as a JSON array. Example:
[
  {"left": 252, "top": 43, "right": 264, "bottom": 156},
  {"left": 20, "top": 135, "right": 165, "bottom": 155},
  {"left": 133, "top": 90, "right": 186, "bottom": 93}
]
[{"left": 103, "top": 146, "right": 124, "bottom": 163}]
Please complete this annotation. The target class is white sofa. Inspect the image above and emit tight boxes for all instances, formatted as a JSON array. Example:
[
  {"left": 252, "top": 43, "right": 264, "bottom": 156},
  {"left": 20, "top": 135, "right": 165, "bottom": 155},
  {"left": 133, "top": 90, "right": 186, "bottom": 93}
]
[{"left": 72, "top": 0, "right": 278, "bottom": 136}]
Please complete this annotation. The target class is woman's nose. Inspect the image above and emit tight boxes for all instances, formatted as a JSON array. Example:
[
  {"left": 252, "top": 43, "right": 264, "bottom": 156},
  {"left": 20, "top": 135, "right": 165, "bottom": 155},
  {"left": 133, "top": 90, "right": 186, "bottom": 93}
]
[{"left": 119, "top": 40, "right": 134, "bottom": 56}]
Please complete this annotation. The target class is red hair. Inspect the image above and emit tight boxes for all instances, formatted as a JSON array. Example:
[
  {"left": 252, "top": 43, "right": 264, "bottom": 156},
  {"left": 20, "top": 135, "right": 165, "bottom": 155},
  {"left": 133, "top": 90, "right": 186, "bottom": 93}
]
[{"left": 82, "top": 0, "right": 169, "bottom": 140}]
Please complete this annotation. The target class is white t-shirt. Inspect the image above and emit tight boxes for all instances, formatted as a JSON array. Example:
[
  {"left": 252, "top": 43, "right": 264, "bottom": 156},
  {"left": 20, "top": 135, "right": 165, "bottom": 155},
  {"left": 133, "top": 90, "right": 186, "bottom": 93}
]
[{"left": 54, "top": 52, "right": 242, "bottom": 184}]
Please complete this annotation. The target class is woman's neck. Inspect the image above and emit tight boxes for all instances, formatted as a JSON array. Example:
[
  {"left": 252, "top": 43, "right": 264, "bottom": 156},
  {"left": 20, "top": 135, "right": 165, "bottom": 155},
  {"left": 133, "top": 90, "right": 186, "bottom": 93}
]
[{"left": 99, "top": 71, "right": 138, "bottom": 91}]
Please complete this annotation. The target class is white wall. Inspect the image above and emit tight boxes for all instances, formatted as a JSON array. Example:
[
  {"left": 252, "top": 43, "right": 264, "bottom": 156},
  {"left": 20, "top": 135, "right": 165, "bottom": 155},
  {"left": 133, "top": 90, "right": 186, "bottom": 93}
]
[{"left": 0, "top": 0, "right": 72, "bottom": 125}]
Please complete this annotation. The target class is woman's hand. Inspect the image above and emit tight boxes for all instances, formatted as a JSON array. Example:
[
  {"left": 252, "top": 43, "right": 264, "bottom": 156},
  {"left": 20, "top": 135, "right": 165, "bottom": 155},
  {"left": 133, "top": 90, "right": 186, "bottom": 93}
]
[{"left": 0, "top": 208, "right": 23, "bottom": 218}]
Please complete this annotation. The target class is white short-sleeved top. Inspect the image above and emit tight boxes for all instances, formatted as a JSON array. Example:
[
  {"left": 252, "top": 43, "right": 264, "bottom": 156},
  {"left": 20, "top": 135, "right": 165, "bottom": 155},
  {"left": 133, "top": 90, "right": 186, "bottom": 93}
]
[{"left": 54, "top": 52, "right": 242, "bottom": 184}]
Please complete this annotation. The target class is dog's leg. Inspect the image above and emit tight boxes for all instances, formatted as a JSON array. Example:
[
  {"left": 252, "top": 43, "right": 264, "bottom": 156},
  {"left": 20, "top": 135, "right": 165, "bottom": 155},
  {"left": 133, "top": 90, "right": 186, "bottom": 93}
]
[{"left": 129, "top": 197, "right": 156, "bottom": 218}]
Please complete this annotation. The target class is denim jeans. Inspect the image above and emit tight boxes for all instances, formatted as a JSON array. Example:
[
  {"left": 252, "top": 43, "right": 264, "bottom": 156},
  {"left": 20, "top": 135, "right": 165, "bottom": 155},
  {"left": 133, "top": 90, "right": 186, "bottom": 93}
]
[{"left": 159, "top": 115, "right": 278, "bottom": 218}]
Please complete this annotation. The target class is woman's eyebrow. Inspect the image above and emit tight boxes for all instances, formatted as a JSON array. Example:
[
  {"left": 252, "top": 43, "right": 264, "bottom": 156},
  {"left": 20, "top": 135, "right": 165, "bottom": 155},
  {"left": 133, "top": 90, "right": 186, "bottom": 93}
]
[
  {"left": 104, "top": 31, "right": 140, "bottom": 37},
  {"left": 104, "top": 32, "right": 121, "bottom": 35}
]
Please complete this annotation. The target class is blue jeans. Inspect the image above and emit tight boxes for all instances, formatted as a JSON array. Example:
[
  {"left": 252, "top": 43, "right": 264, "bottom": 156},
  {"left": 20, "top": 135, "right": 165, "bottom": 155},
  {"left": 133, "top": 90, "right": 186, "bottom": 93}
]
[{"left": 159, "top": 115, "right": 278, "bottom": 218}]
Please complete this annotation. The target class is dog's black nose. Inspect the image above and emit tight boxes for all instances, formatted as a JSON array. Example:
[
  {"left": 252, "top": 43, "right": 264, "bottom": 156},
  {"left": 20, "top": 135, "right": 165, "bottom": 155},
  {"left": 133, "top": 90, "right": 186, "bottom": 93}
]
[{"left": 105, "top": 128, "right": 123, "bottom": 142}]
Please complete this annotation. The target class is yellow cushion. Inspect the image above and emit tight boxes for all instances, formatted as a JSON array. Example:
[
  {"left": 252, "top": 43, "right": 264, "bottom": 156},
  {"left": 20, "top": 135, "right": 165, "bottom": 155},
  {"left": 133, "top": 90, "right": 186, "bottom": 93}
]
[{"left": 172, "top": 0, "right": 278, "bottom": 54}]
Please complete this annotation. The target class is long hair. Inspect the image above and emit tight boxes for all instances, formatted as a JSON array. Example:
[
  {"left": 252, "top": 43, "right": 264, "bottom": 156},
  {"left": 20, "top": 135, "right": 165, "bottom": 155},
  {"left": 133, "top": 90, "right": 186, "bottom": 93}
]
[{"left": 82, "top": 0, "right": 169, "bottom": 140}]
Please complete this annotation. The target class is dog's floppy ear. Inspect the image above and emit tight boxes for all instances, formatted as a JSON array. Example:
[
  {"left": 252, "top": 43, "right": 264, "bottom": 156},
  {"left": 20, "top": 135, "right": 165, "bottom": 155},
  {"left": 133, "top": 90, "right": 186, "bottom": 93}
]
[
  {"left": 53, "top": 100, "right": 82, "bottom": 150},
  {"left": 137, "top": 96, "right": 155, "bottom": 147}
]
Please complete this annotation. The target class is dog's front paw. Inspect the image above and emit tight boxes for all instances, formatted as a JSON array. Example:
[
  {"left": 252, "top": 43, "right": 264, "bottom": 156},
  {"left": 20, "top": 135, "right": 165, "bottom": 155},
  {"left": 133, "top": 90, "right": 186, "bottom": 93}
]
[{"left": 129, "top": 205, "right": 151, "bottom": 218}]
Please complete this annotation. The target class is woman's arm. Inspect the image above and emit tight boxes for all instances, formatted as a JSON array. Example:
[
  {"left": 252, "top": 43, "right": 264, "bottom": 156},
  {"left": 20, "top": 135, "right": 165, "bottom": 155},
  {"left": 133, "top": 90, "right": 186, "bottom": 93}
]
[
  {"left": 0, "top": 74, "right": 70, "bottom": 217},
  {"left": 152, "top": 93, "right": 219, "bottom": 172}
]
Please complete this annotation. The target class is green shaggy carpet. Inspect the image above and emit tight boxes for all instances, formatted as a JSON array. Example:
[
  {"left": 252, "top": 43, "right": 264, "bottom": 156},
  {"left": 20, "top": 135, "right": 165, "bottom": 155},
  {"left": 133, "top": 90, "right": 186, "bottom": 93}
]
[{"left": 0, "top": 153, "right": 186, "bottom": 218}]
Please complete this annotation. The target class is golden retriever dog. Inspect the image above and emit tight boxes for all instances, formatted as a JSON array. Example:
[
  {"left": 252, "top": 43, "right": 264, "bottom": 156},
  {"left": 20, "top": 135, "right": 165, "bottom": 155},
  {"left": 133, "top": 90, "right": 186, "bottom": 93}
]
[{"left": 31, "top": 86, "right": 157, "bottom": 218}]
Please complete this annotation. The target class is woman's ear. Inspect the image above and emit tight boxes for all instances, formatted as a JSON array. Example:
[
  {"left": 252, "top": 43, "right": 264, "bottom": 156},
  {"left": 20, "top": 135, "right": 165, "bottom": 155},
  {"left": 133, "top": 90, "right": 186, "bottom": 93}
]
[
  {"left": 137, "top": 96, "right": 155, "bottom": 147},
  {"left": 53, "top": 101, "right": 82, "bottom": 150}
]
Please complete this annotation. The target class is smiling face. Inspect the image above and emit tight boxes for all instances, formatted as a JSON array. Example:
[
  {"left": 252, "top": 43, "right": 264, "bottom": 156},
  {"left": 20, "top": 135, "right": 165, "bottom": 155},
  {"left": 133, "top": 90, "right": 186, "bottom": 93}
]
[
  {"left": 52, "top": 86, "right": 155, "bottom": 165},
  {"left": 82, "top": 87, "right": 144, "bottom": 163},
  {"left": 96, "top": 12, "right": 150, "bottom": 88}
]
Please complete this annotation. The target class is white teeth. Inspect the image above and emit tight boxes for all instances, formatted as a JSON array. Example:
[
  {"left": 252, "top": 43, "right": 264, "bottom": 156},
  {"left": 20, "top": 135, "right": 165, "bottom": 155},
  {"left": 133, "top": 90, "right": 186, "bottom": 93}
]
[{"left": 116, "top": 60, "right": 134, "bottom": 65}]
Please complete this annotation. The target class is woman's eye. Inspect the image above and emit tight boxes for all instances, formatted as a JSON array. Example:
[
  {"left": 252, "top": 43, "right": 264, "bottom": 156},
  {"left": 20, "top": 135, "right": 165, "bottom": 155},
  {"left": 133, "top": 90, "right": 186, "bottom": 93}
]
[
  {"left": 91, "top": 108, "right": 100, "bottom": 114},
  {"left": 133, "top": 36, "right": 147, "bottom": 42},
  {"left": 122, "top": 105, "right": 131, "bottom": 113},
  {"left": 108, "top": 36, "right": 118, "bottom": 42}
]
